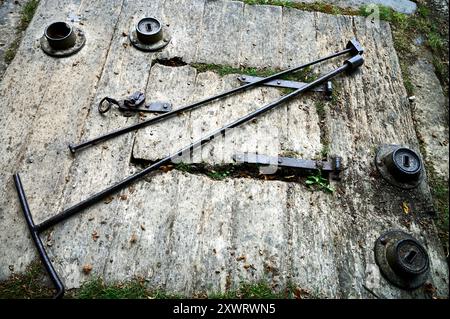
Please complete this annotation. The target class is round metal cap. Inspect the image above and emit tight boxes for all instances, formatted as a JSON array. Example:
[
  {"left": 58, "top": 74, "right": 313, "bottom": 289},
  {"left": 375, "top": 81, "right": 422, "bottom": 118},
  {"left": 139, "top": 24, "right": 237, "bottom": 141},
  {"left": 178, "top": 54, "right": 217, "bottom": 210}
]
[
  {"left": 129, "top": 17, "right": 170, "bottom": 52},
  {"left": 374, "top": 230, "right": 430, "bottom": 290},
  {"left": 375, "top": 144, "right": 424, "bottom": 189},
  {"left": 40, "top": 22, "right": 85, "bottom": 57}
]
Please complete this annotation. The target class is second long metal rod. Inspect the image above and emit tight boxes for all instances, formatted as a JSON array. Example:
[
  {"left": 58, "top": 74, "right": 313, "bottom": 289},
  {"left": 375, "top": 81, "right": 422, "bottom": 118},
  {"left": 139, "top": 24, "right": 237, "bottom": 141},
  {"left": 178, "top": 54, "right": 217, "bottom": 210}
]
[
  {"left": 35, "top": 59, "right": 357, "bottom": 233},
  {"left": 69, "top": 47, "right": 354, "bottom": 153}
]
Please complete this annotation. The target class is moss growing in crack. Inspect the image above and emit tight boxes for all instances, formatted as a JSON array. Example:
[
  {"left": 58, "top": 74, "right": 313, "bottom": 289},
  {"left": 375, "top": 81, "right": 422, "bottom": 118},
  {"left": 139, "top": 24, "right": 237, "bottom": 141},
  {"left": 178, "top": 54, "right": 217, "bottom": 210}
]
[
  {"left": 19, "top": 0, "right": 39, "bottom": 31},
  {"left": 242, "top": 0, "right": 359, "bottom": 16},
  {"left": 320, "top": 144, "right": 330, "bottom": 159},
  {"left": 315, "top": 100, "right": 326, "bottom": 119},
  {"left": 191, "top": 63, "right": 278, "bottom": 78},
  {"left": 3, "top": 0, "right": 39, "bottom": 64},
  {"left": 329, "top": 81, "right": 341, "bottom": 105},
  {"left": 400, "top": 61, "right": 415, "bottom": 96},
  {"left": 207, "top": 168, "right": 233, "bottom": 180},
  {"left": 191, "top": 63, "right": 316, "bottom": 83},
  {"left": 175, "top": 162, "right": 194, "bottom": 173},
  {"left": 429, "top": 176, "right": 449, "bottom": 257},
  {"left": 3, "top": 38, "right": 21, "bottom": 64}
]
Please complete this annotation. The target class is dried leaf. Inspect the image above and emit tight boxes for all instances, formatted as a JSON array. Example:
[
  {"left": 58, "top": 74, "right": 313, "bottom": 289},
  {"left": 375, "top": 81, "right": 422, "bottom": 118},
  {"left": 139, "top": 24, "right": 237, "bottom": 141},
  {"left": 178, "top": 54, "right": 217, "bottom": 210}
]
[
  {"left": 82, "top": 264, "right": 93, "bottom": 274},
  {"left": 294, "top": 287, "right": 310, "bottom": 299},
  {"left": 160, "top": 165, "right": 174, "bottom": 173},
  {"left": 92, "top": 231, "right": 99, "bottom": 241},
  {"left": 236, "top": 255, "right": 246, "bottom": 262},
  {"left": 104, "top": 195, "right": 114, "bottom": 204},
  {"left": 402, "top": 201, "right": 410, "bottom": 215}
]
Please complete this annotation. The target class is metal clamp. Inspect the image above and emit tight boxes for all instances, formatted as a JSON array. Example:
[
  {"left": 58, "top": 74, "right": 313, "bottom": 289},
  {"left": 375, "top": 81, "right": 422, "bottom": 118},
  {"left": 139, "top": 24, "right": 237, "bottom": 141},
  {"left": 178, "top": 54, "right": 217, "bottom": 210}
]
[
  {"left": 233, "top": 153, "right": 343, "bottom": 180},
  {"left": 237, "top": 75, "right": 333, "bottom": 99},
  {"left": 98, "top": 92, "right": 172, "bottom": 116}
]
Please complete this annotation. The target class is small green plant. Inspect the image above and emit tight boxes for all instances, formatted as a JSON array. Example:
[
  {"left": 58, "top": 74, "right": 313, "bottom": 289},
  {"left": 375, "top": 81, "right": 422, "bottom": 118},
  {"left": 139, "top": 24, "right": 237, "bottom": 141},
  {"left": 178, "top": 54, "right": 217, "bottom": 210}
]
[
  {"left": 315, "top": 101, "right": 326, "bottom": 119},
  {"left": 305, "top": 171, "right": 334, "bottom": 193},
  {"left": 427, "top": 32, "right": 444, "bottom": 52},
  {"left": 207, "top": 169, "right": 231, "bottom": 180},
  {"left": 175, "top": 162, "right": 193, "bottom": 173}
]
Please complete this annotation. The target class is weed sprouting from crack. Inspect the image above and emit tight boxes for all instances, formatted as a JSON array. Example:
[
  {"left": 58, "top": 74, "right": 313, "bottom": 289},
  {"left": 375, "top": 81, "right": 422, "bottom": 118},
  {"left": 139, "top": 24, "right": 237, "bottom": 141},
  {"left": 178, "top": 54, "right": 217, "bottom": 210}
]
[{"left": 305, "top": 170, "right": 334, "bottom": 194}]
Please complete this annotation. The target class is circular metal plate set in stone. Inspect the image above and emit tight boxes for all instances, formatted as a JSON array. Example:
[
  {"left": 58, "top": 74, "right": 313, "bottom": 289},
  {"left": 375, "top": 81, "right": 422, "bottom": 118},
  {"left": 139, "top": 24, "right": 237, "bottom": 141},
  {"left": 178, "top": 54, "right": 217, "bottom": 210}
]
[
  {"left": 375, "top": 144, "right": 424, "bottom": 189},
  {"left": 374, "top": 230, "right": 430, "bottom": 289},
  {"left": 40, "top": 17, "right": 170, "bottom": 58},
  {"left": 129, "top": 17, "right": 171, "bottom": 52},
  {"left": 40, "top": 22, "right": 86, "bottom": 57}
]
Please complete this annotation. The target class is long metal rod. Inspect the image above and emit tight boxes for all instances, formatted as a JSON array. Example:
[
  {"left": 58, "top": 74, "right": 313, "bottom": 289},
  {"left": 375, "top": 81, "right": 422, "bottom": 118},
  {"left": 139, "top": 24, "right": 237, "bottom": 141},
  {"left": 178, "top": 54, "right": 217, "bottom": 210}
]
[
  {"left": 69, "top": 48, "right": 353, "bottom": 154},
  {"left": 35, "top": 61, "right": 355, "bottom": 233},
  {"left": 13, "top": 174, "right": 65, "bottom": 299}
]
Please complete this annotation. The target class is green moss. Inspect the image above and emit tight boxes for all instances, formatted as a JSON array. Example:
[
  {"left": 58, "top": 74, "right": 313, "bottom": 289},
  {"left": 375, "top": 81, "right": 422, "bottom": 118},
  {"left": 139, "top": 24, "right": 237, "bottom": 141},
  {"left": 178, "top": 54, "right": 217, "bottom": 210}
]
[
  {"left": 427, "top": 32, "right": 445, "bottom": 52},
  {"left": 429, "top": 178, "right": 449, "bottom": 256},
  {"left": 399, "top": 60, "right": 414, "bottom": 96},
  {"left": 320, "top": 144, "right": 330, "bottom": 159},
  {"left": 175, "top": 162, "right": 194, "bottom": 173},
  {"left": 207, "top": 169, "right": 232, "bottom": 180},
  {"left": 192, "top": 62, "right": 310, "bottom": 78},
  {"left": 192, "top": 63, "right": 277, "bottom": 78},
  {"left": 315, "top": 101, "right": 326, "bottom": 119},
  {"left": 19, "top": 0, "right": 39, "bottom": 31},
  {"left": 4, "top": 0, "right": 39, "bottom": 64},
  {"left": 243, "top": 0, "right": 359, "bottom": 16},
  {"left": 329, "top": 81, "right": 341, "bottom": 105},
  {"left": 3, "top": 38, "right": 21, "bottom": 64}
]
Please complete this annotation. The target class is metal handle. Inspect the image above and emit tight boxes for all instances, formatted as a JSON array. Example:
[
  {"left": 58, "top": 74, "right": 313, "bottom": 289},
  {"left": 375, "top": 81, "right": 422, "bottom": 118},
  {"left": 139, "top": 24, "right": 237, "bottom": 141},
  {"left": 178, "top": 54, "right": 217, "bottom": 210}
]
[{"left": 13, "top": 173, "right": 65, "bottom": 299}]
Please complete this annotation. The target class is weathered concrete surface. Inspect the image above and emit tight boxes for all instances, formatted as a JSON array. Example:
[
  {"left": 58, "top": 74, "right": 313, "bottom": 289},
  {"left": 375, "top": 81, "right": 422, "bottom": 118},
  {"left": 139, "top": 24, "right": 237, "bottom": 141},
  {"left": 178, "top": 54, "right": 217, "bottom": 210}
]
[
  {"left": 292, "top": 0, "right": 417, "bottom": 14},
  {"left": 0, "top": 0, "right": 448, "bottom": 299},
  {"left": 409, "top": 58, "right": 449, "bottom": 182}
]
